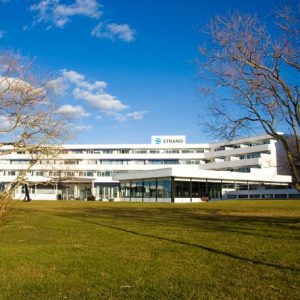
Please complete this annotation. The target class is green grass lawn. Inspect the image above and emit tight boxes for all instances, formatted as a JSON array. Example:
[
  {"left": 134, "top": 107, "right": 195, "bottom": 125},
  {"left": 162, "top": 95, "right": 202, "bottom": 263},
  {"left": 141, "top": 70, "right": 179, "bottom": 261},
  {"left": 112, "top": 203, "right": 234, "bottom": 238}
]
[{"left": 0, "top": 200, "right": 299, "bottom": 299}]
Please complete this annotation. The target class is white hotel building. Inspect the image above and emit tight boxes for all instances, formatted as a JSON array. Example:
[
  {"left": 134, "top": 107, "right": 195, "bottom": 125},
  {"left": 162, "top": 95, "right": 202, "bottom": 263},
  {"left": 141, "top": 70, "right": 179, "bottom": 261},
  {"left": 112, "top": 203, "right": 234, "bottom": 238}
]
[{"left": 0, "top": 135, "right": 299, "bottom": 202}]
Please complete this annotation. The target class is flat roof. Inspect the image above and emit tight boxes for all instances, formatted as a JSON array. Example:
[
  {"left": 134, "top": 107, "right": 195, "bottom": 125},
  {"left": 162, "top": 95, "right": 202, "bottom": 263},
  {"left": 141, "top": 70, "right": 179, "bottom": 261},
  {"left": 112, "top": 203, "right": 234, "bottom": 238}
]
[{"left": 113, "top": 166, "right": 292, "bottom": 184}]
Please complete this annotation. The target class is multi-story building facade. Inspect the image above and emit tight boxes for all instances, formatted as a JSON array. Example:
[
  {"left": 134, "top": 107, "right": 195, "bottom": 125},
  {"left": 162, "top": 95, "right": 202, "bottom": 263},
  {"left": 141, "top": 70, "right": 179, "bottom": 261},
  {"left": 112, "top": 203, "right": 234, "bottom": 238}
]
[{"left": 0, "top": 134, "right": 298, "bottom": 201}]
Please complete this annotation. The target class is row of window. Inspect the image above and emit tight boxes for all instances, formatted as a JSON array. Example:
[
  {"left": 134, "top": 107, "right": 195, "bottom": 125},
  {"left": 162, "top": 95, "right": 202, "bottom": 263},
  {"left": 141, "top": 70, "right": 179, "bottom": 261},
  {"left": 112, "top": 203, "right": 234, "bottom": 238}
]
[
  {"left": 227, "top": 193, "right": 299, "bottom": 199},
  {"left": 6, "top": 157, "right": 264, "bottom": 166},
  {"left": 222, "top": 183, "right": 289, "bottom": 190},
  {"left": 62, "top": 149, "right": 206, "bottom": 154},
  {"left": 205, "top": 151, "right": 270, "bottom": 164},
  {"left": 0, "top": 170, "right": 114, "bottom": 177},
  {"left": 0, "top": 140, "right": 272, "bottom": 156},
  {"left": 213, "top": 140, "right": 271, "bottom": 152},
  {"left": 0, "top": 165, "right": 264, "bottom": 177},
  {"left": 20, "top": 149, "right": 207, "bottom": 155},
  {"left": 120, "top": 180, "right": 222, "bottom": 199},
  {"left": 0, "top": 159, "right": 204, "bottom": 166},
  {"left": 121, "top": 180, "right": 171, "bottom": 198}
]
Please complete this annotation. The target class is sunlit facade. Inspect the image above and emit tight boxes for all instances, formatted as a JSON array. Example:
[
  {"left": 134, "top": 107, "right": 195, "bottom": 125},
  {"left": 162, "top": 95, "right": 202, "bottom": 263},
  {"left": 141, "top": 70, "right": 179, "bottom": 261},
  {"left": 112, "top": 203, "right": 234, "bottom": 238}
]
[{"left": 0, "top": 134, "right": 298, "bottom": 201}]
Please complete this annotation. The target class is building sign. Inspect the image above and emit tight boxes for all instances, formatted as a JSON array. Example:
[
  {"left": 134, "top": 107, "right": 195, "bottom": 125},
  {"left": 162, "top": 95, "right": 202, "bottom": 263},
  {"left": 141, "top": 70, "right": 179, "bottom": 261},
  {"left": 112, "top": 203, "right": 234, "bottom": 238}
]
[{"left": 151, "top": 135, "right": 186, "bottom": 145}]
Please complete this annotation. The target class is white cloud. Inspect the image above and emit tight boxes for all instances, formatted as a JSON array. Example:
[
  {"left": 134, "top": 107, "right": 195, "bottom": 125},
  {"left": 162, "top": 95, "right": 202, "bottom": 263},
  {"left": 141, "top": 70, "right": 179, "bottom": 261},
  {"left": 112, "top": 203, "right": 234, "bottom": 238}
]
[
  {"left": 91, "top": 22, "right": 135, "bottom": 42},
  {"left": 0, "top": 30, "right": 5, "bottom": 38},
  {"left": 57, "top": 104, "right": 90, "bottom": 118},
  {"left": 106, "top": 110, "right": 149, "bottom": 122},
  {"left": 73, "top": 124, "right": 92, "bottom": 132},
  {"left": 28, "top": 1, "right": 136, "bottom": 43},
  {"left": 30, "top": 0, "right": 102, "bottom": 28},
  {"left": 62, "top": 69, "right": 106, "bottom": 92},
  {"left": 46, "top": 76, "right": 69, "bottom": 96},
  {"left": 73, "top": 87, "right": 127, "bottom": 111},
  {"left": 50, "top": 69, "right": 147, "bottom": 122},
  {"left": 126, "top": 111, "right": 149, "bottom": 120},
  {"left": 51, "top": 69, "right": 127, "bottom": 112}
]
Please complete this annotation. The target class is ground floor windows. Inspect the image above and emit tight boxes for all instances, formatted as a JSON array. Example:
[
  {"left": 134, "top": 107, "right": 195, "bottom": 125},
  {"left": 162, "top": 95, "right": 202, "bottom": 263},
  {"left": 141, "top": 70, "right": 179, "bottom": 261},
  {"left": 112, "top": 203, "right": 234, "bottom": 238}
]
[
  {"left": 143, "top": 180, "right": 157, "bottom": 198},
  {"left": 120, "top": 179, "right": 171, "bottom": 200},
  {"left": 119, "top": 178, "right": 223, "bottom": 201},
  {"left": 174, "top": 181, "right": 190, "bottom": 198},
  {"left": 157, "top": 180, "right": 171, "bottom": 198},
  {"left": 118, "top": 177, "right": 294, "bottom": 202},
  {"left": 174, "top": 181, "right": 221, "bottom": 199}
]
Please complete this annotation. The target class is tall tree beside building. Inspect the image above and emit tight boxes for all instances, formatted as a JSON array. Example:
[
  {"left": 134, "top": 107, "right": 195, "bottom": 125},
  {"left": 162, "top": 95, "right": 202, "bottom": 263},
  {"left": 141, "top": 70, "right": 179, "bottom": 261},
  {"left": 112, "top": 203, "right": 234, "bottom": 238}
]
[
  {"left": 0, "top": 50, "right": 69, "bottom": 214},
  {"left": 197, "top": 4, "right": 300, "bottom": 190}
]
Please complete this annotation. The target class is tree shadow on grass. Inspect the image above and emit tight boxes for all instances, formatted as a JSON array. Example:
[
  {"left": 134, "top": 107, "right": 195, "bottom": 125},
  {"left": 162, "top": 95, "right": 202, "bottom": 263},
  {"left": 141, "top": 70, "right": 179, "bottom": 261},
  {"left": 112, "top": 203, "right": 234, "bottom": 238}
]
[
  {"left": 52, "top": 206, "right": 300, "bottom": 241},
  {"left": 52, "top": 213, "right": 300, "bottom": 272},
  {"left": 12, "top": 206, "right": 300, "bottom": 273}
]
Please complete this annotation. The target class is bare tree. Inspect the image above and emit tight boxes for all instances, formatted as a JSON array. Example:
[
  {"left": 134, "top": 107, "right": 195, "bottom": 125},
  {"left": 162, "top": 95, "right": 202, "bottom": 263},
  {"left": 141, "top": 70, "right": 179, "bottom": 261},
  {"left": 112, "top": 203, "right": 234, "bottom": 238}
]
[
  {"left": 197, "top": 4, "right": 300, "bottom": 190},
  {"left": 0, "top": 50, "right": 69, "bottom": 215}
]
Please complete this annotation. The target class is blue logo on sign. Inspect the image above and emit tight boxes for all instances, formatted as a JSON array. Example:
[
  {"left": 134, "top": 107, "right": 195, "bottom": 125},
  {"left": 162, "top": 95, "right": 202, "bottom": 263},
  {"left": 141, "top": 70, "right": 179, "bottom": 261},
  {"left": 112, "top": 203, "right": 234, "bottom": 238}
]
[{"left": 155, "top": 138, "right": 161, "bottom": 144}]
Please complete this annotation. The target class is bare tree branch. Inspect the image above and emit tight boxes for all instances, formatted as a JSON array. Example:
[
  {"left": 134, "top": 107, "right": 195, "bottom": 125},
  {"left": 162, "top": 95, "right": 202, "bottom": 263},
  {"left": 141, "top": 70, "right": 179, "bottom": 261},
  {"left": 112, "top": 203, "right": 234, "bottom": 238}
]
[
  {"left": 197, "top": 5, "right": 300, "bottom": 190},
  {"left": 0, "top": 50, "right": 71, "bottom": 215}
]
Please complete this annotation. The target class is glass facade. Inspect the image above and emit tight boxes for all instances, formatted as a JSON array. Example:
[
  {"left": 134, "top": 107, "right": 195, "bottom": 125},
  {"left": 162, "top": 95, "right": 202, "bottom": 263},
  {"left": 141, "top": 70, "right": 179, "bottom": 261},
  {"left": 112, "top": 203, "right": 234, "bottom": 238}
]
[
  {"left": 119, "top": 178, "right": 223, "bottom": 201},
  {"left": 120, "top": 179, "right": 171, "bottom": 201},
  {"left": 119, "top": 177, "right": 292, "bottom": 202}
]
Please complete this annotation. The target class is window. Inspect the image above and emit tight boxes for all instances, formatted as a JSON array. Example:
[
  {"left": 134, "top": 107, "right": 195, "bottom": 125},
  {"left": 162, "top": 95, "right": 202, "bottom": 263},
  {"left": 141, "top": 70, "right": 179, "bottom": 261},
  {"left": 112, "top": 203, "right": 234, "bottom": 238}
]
[
  {"left": 181, "top": 160, "right": 201, "bottom": 165},
  {"left": 118, "top": 149, "right": 130, "bottom": 154},
  {"left": 250, "top": 194, "right": 260, "bottom": 198},
  {"left": 275, "top": 194, "right": 287, "bottom": 199},
  {"left": 101, "top": 160, "right": 123, "bottom": 165},
  {"left": 196, "top": 149, "right": 205, "bottom": 153},
  {"left": 174, "top": 181, "right": 190, "bottom": 198},
  {"left": 237, "top": 167, "right": 251, "bottom": 173},
  {"left": 10, "top": 160, "right": 29, "bottom": 164},
  {"left": 157, "top": 180, "right": 171, "bottom": 198},
  {"left": 136, "top": 181, "right": 144, "bottom": 197},
  {"left": 222, "top": 184, "right": 234, "bottom": 189},
  {"left": 103, "top": 149, "right": 114, "bottom": 154},
  {"left": 150, "top": 150, "right": 160, "bottom": 154},
  {"left": 165, "top": 150, "right": 179, "bottom": 154},
  {"left": 149, "top": 160, "right": 179, "bottom": 165},
  {"left": 240, "top": 153, "right": 260, "bottom": 160},
  {"left": 64, "top": 160, "right": 79, "bottom": 165},
  {"left": 97, "top": 171, "right": 112, "bottom": 177},
  {"left": 66, "top": 172, "right": 75, "bottom": 177},
  {"left": 120, "top": 182, "right": 131, "bottom": 198},
  {"left": 262, "top": 194, "right": 273, "bottom": 199},
  {"left": 134, "top": 150, "right": 148, "bottom": 154},
  {"left": 163, "top": 160, "right": 179, "bottom": 165},
  {"left": 289, "top": 194, "right": 300, "bottom": 199},
  {"left": 182, "top": 149, "right": 195, "bottom": 153},
  {"left": 79, "top": 171, "right": 95, "bottom": 177},
  {"left": 207, "top": 182, "right": 222, "bottom": 199},
  {"left": 149, "top": 160, "right": 163, "bottom": 165},
  {"left": 142, "top": 180, "right": 157, "bottom": 198},
  {"left": 8, "top": 170, "right": 17, "bottom": 176}
]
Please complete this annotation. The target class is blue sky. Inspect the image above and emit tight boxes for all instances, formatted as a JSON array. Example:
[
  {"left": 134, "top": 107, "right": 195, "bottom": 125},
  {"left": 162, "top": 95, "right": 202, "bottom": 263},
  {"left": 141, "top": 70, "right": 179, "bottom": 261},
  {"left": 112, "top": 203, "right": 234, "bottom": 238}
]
[{"left": 0, "top": 0, "right": 282, "bottom": 144}]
